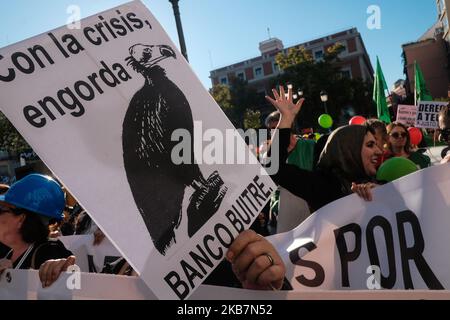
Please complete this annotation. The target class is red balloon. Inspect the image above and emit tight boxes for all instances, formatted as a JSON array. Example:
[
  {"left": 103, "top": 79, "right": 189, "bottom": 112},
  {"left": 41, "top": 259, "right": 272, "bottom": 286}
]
[
  {"left": 349, "top": 116, "right": 367, "bottom": 125},
  {"left": 408, "top": 127, "right": 422, "bottom": 146}
]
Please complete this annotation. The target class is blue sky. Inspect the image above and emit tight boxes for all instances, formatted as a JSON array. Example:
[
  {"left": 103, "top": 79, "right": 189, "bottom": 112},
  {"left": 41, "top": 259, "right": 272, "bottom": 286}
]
[{"left": 0, "top": 0, "right": 437, "bottom": 91}]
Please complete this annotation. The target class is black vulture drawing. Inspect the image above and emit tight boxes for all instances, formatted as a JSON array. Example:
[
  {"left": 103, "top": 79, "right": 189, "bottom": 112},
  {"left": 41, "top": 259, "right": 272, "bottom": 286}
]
[{"left": 123, "top": 44, "right": 228, "bottom": 255}]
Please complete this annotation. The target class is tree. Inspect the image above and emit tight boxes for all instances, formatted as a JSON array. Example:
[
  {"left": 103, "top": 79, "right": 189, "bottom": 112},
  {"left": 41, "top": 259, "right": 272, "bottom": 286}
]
[
  {"left": 243, "top": 109, "right": 261, "bottom": 129},
  {"left": 210, "top": 83, "right": 233, "bottom": 117},
  {"left": 210, "top": 77, "right": 263, "bottom": 128},
  {"left": 0, "top": 111, "right": 30, "bottom": 155},
  {"left": 274, "top": 43, "right": 373, "bottom": 130}
]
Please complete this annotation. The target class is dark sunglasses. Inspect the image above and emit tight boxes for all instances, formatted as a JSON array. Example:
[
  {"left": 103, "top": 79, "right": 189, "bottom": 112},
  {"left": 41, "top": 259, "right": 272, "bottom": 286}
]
[
  {"left": 0, "top": 204, "right": 21, "bottom": 215},
  {"left": 390, "top": 132, "right": 407, "bottom": 139},
  {"left": 0, "top": 205, "right": 12, "bottom": 214}
]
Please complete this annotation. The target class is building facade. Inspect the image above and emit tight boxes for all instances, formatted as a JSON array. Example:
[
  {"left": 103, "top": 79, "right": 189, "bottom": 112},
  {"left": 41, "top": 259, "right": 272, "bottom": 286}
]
[
  {"left": 210, "top": 28, "right": 374, "bottom": 95},
  {"left": 437, "top": 0, "right": 450, "bottom": 43},
  {"left": 400, "top": 1, "right": 450, "bottom": 100}
]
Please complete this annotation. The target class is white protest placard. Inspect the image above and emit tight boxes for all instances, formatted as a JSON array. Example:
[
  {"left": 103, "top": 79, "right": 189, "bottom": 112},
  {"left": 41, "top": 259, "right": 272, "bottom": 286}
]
[
  {"left": 1, "top": 269, "right": 449, "bottom": 300},
  {"left": 269, "top": 164, "right": 450, "bottom": 290},
  {"left": 415, "top": 101, "right": 448, "bottom": 128},
  {"left": 396, "top": 104, "right": 417, "bottom": 127},
  {"left": 0, "top": 0, "right": 275, "bottom": 300},
  {"left": 59, "top": 235, "right": 121, "bottom": 273},
  {"left": 1, "top": 166, "right": 449, "bottom": 300}
]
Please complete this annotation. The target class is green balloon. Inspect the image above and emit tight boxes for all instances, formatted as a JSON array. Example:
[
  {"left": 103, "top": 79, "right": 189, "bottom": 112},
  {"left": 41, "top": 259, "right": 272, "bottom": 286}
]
[
  {"left": 376, "top": 157, "right": 418, "bottom": 182},
  {"left": 318, "top": 114, "right": 333, "bottom": 129}
]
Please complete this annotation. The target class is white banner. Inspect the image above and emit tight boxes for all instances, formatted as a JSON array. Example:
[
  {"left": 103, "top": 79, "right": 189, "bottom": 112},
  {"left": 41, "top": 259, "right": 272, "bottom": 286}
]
[
  {"left": 396, "top": 104, "right": 417, "bottom": 127},
  {"left": 61, "top": 164, "right": 450, "bottom": 292},
  {"left": 59, "top": 235, "right": 121, "bottom": 273},
  {"left": 1, "top": 166, "right": 449, "bottom": 299},
  {"left": 0, "top": 1, "right": 274, "bottom": 300},
  {"left": 415, "top": 101, "right": 448, "bottom": 128},
  {"left": 1, "top": 269, "right": 449, "bottom": 300}
]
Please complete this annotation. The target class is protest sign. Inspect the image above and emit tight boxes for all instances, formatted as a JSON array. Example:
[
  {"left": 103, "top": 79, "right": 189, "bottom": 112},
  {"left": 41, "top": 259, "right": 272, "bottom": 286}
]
[
  {"left": 60, "top": 235, "right": 121, "bottom": 273},
  {"left": 1, "top": 165, "right": 449, "bottom": 300},
  {"left": 1, "top": 269, "right": 449, "bottom": 300},
  {"left": 415, "top": 101, "right": 448, "bottom": 128},
  {"left": 396, "top": 104, "right": 417, "bottom": 127},
  {"left": 269, "top": 164, "right": 450, "bottom": 290},
  {"left": 62, "top": 159, "right": 450, "bottom": 291},
  {"left": 0, "top": 0, "right": 275, "bottom": 299}
]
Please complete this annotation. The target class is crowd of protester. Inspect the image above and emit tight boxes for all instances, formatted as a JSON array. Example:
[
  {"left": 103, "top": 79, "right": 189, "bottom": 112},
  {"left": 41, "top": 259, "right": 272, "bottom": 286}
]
[{"left": 1, "top": 86, "right": 449, "bottom": 294}]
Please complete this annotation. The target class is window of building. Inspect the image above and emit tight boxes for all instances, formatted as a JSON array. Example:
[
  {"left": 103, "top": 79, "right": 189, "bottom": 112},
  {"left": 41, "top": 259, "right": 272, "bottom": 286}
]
[
  {"left": 254, "top": 66, "right": 263, "bottom": 78},
  {"left": 273, "top": 62, "right": 279, "bottom": 72},
  {"left": 438, "top": 0, "right": 446, "bottom": 17},
  {"left": 220, "top": 77, "right": 228, "bottom": 84},
  {"left": 443, "top": 16, "right": 449, "bottom": 33},
  {"left": 236, "top": 72, "right": 245, "bottom": 81},
  {"left": 314, "top": 50, "right": 324, "bottom": 61},
  {"left": 340, "top": 70, "right": 352, "bottom": 79}
]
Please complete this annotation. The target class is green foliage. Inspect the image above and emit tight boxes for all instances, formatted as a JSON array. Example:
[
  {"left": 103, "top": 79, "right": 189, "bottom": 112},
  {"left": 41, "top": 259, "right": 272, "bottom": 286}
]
[
  {"left": 210, "top": 77, "right": 263, "bottom": 128},
  {"left": 210, "top": 84, "right": 233, "bottom": 112},
  {"left": 274, "top": 42, "right": 373, "bottom": 129},
  {"left": 243, "top": 109, "right": 261, "bottom": 129},
  {"left": 0, "top": 111, "right": 30, "bottom": 155}
]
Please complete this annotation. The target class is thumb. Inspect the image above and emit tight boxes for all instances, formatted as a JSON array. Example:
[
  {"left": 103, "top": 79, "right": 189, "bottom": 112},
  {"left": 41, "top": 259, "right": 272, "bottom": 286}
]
[{"left": 63, "top": 256, "right": 76, "bottom": 271}]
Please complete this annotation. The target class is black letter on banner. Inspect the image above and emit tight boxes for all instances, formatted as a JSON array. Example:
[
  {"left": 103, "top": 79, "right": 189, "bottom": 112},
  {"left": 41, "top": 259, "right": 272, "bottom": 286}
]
[
  {"left": 57, "top": 87, "right": 85, "bottom": 117},
  {"left": 180, "top": 259, "right": 204, "bottom": 289},
  {"left": 225, "top": 209, "right": 244, "bottom": 233},
  {"left": 214, "top": 223, "right": 234, "bottom": 248},
  {"left": 203, "top": 234, "right": 222, "bottom": 260},
  {"left": 84, "top": 27, "right": 102, "bottom": 45},
  {"left": 164, "top": 271, "right": 189, "bottom": 300},
  {"left": 334, "top": 223, "right": 362, "bottom": 287},
  {"left": 366, "top": 215, "right": 396, "bottom": 288},
  {"left": 396, "top": 210, "right": 444, "bottom": 289},
  {"left": 23, "top": 106, "right": 46, "bottom": 128},
  {"left": 189, "top": 244, "right": 214, "bottom": 275},
  {"left": 11, "top": 52, "right": 34, "bottom": 74},
  {"left": 289, "top": 241, "right": 325, "bottom": 287},
  {"left": 0, "top": 54, "right": 15, "bottom": 82},
  {"left": 28, "top": 45, "right": 54, "bottom": 68}
]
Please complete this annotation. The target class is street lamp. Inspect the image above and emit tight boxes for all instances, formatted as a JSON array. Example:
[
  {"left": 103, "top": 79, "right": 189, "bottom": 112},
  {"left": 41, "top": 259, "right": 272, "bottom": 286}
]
[
  {"left": 320, "top": 90, "right": 329, "bottom": 114},
  {"left": 169, "top": 0, "right": 188, "bottom": 61}
]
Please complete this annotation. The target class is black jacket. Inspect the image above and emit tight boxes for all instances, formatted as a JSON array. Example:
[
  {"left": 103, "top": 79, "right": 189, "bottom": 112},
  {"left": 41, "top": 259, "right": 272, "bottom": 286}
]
[
  {"left": 271, "top": 129, "right": 362, "bottom": 212},
  {"left": 7, "top": 239, "right": 72, "bottom": 270}
]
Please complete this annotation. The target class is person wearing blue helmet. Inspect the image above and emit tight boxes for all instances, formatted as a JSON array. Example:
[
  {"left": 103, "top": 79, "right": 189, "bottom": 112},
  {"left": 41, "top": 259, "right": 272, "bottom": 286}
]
[{"left": 0, "top": 174, "right": 73, "bottom": 286}]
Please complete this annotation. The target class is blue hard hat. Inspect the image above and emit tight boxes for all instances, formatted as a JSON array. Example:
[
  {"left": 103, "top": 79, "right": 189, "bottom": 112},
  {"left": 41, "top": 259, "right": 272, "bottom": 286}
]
[{"left": 0, "top": 174, "right": 65, "bottom": 221}]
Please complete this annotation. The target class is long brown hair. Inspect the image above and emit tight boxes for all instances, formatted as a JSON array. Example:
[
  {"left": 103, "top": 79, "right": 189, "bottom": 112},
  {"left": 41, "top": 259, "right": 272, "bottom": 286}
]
[{"left": 386, "top": 122, "right": 411, "bottom": 154}]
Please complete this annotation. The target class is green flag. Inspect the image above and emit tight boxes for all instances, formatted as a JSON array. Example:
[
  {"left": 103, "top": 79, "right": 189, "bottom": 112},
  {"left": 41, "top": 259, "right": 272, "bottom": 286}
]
[
  {"left": 373, "top": 57, "right": 391, "bottom": 123},
  {"left": 414, "top": 61, "right": 433, "bottom": 105}
]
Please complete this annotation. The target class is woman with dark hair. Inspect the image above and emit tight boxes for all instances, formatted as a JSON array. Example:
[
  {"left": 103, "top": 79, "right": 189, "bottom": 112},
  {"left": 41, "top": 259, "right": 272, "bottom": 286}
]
[
  {"left": 0, "top": 174, "right": 74, "bottom": 287},
  {"left": 364, "top": 118, "right": 388, "bottom": 167},
  {"left": 266, "top": 86, "right": 383, "bottom": 208},
  {"left": 385, "top": 122, "right": 430, "bottom": 169}
]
